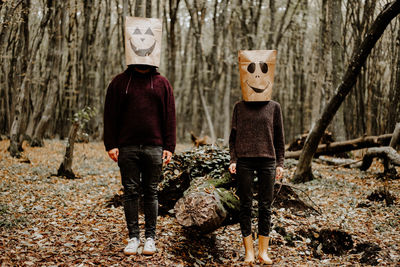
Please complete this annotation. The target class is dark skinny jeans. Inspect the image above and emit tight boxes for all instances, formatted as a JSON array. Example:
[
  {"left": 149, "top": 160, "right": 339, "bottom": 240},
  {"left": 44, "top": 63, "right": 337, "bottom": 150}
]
[
  {"left": 236, "top": 157, "right": 276, "bottom": 237},
  {"left": 118, "top": 145, "right": 163, "bottom": 239}
]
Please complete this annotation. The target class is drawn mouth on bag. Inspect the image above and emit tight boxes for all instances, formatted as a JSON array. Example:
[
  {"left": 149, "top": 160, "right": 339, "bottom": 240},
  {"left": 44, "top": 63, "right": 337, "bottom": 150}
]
[
  {"left": 246, "top": 80, "right": 270, "bottom": 93},
  {"left": 130, "top": 40, "right": 156, "bottom": 57}
]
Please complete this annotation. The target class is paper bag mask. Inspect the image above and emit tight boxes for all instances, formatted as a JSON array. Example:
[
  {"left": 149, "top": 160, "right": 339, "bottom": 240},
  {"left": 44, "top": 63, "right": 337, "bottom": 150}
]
[
  {"left": 238, "top": 50, "right": 277, "bottom": 101},
  {"left": 125, "top": 16, "right": 162, "bottom": 67}
]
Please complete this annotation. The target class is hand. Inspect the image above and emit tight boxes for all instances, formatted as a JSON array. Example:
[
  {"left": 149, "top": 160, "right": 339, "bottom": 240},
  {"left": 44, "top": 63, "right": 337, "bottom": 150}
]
[
  {"left": 229, "top": 163, "right": 236, "bottom": 174},
  {"left": 108, "top": 148, "right": 119, "bottom": 162},
  {"left": 276, "top": 166, "right": 283, "bottom": 179},
  {"left": 162, "top": 150, "right": 173, "bottom": 165}
]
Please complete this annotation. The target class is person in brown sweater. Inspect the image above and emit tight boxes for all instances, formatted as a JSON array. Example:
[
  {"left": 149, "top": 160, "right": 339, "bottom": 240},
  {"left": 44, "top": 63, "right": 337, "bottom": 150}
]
[{"left": 229, "top": 50, "right": 284, "bottom": 265}]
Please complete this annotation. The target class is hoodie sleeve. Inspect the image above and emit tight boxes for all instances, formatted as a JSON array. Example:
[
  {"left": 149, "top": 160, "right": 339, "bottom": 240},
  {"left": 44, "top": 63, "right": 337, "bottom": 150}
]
[
  {"left": 103, "top": 76, "right": 120, "bottom": 151},
  {"left": 163, "top": 79, "right": 176, "bottom": 153},
  {"left": 273, "top": 103, "right": 285, "bottom": 168},
  {"left": 229, "top": 104, "right": 238, "bottom": 164}
]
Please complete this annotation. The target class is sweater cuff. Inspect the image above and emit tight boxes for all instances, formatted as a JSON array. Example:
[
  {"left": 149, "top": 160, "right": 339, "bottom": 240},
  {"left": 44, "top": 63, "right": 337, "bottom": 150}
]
[
  {"left": 105, "top": 144, "right": 118, "bottom": 152},
  {"left": 276, "top": 160, "right": 284, "bottom": 168},
  {"left": 163, "top": 145, "right": 175, "bottom": 154}
]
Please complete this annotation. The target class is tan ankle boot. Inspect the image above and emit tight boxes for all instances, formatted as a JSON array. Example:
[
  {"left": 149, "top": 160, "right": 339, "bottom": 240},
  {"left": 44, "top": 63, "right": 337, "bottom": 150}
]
[
  {"left": 258, "top": 235, "right": 272, "bottom": 265},
  {"left": 243, "top": 235, "right": 255, "bottom": 264}
]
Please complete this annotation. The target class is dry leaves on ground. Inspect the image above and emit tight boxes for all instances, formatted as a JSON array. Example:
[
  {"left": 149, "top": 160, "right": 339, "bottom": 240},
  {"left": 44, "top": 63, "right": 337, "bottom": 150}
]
[{"left": 0, "top": 140, "right": 399, "bottom": 266}]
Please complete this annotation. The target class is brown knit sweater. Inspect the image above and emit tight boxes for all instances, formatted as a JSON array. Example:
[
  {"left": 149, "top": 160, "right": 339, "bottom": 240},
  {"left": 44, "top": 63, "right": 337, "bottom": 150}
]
[{"left": 229, "top": 100, "right": 285, "bottom": 167}]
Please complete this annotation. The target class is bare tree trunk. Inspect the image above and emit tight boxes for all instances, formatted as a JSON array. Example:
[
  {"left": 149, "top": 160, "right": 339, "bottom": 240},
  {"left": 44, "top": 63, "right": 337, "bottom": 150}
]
[
  {"left": 330, "top": 0, "right": 346, "bottom": 141},
  {"left": 9, "top": 0, "right": 32, "bottom": 157},
  {"left": 31, "top": 2, "right": 65, "bottom": 147},
  {"left": 267, "top": 0, "right": 275, "bottom": 45},
  {"left": 389, "top": 122, "right": 400, "bottom": 148},
  {"left": 387, "top": 26, "right": 400, "bottom": 129},
  {"left": 311, "top": 0, "right": 328, "bottom": 126},
  {"left": 0, "top": 3, "right": 16, "bottom": 135},
  {"left": 165, "top": 0, "right": 181, "bottom": 88},
  {"left": 238, "top": 0, "right": 263, "bottom": 49},
  {"left": 57, "top": 122, "right": 79, "bottom": 179},
  {"left": 292, "top": 1, "right": 400, "bottom": 183},
  {"left": 97, "top": 0, "right": 111, "bottom": 141},
  {"left": 135, "top": 0, "right": 145, "bottom": 17},
  {"left": 184, "top": 0, "right": 216, "bottom": 142},
  {"left": 222, "top": 60, "right": 232, "bottom": 146},
  {"left": 146, "top": 0, "right": 152, "bottom": 17},
  {"left": 274, "top": 0, "right": 302, "bottom": 47}
]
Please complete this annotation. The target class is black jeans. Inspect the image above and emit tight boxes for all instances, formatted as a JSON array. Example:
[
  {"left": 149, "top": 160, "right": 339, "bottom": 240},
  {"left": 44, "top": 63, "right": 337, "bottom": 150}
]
[
  {"left": 236, "top": 157, "right": 275, "bottom": 237},
  {"left": 118, "top": 145, "right": 163, "bottom": 239}
]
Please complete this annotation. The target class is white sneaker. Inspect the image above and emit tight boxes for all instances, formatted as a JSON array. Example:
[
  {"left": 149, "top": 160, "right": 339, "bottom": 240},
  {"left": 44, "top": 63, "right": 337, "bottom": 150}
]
[
  {"left": 124, "top": 237, "right": 140, "bottom": 255},
  {"left": 142, "top": 237, "right": 156, "bottom": 255}
]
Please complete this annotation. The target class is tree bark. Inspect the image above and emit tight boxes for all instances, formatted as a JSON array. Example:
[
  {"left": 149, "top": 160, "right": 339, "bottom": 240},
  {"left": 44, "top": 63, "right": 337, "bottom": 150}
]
[
  {"left": 267, "top": 0, "right": 275, "bottom": 45},
  {"left": 389, "top": 122, "right": 400, "bottom": 149},
  {"left": 9, "top": 0, "right": 33, "bottom": 157},
  {"left": 165, "top": 0, "right": 180, "bottom": 88},
  {"left": 57, "top": 122, "right": 79, "bottom": 179},
  {"left": 387, "top": 27, "right": 400, "bottom": 130},
  {"left": 311, "top": 0, "right": 328, "bottom": 129},
  {"left": 184, "top": 0, "right": 216, "bottom": 142},
  {"left": 146, "top": 0, "right": 152, "bottom": 17},
  {"left": 135, "top": 0, "right": 144, "bottom": 17},
  {"left": 293, "top": 1, "right": 400, "bottom": 183},
  {"left": 329, "top": 0, "right": 346, "bottom": 141},
  {"left": 31, "top": 2, "right": 64, "bottom": 147}
]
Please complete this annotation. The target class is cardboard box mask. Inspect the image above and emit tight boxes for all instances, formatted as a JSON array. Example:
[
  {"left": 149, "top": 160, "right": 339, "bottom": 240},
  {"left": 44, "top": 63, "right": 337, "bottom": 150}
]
[
  {"left": 125, "top": 16, "right": 162, "bottom": 67},
  {"left": 239, "top": 50, "right": 277, "bottom": 101}
]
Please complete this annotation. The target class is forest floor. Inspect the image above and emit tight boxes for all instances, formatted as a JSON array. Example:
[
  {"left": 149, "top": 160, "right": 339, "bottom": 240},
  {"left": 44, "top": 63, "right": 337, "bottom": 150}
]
[{"left": 0, "top": 140, "right": 399, "bottom": 266}]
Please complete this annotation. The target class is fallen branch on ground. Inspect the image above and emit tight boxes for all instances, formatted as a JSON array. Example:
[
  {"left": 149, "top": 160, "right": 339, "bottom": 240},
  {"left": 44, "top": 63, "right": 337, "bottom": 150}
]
[{"left": 285, "top": 134, "right": 392, "bottom": 159}]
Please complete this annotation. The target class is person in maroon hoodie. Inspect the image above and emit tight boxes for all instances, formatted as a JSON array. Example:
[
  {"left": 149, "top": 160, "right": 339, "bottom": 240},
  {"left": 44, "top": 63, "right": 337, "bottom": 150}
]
[{"left": 103, "top": 64, "right": 176, "bottom": 256}]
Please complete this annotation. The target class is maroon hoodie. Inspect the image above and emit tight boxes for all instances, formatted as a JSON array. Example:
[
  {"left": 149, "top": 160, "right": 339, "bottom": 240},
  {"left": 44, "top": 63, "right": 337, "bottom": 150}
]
[{"left": 103, "top": 66, "right": 176, "bottom": 153}]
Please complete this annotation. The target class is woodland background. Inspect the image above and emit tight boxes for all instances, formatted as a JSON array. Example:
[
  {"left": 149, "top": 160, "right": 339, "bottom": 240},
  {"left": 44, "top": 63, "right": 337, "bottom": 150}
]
[
  {"left": 1, "top": 0, "right": 399, "bottom": 146},
  {"left": 1, "top": 1, "right": 400, "bottom": 265}
]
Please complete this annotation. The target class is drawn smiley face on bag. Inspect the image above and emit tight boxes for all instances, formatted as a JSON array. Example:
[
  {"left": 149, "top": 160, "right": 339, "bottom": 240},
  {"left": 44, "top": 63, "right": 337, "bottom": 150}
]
[
  {"left": 239, "top": 50, "right": 277, "bottom": 101},
  {"left": 128, "top": 27, "right": 156, "bottom": 57},
  {"left": 125, "top": 17, "right": 162, "bottom": 67}
]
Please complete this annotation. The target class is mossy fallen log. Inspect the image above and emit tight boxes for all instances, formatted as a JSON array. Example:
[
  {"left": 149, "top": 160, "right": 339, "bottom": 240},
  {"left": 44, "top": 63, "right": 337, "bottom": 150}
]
[
  {"left": 158, "top": 146, "right": 230, "bottom": 213},
  {"left": 174, "top": 172, "right": 316, "bottom": 233},
  {"left": 174, "top": 173, "right": 239, "bottom": 233}
]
